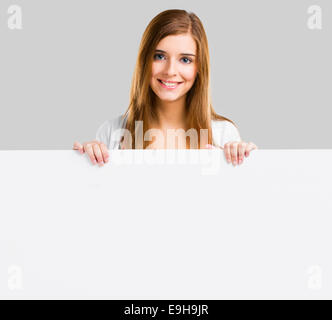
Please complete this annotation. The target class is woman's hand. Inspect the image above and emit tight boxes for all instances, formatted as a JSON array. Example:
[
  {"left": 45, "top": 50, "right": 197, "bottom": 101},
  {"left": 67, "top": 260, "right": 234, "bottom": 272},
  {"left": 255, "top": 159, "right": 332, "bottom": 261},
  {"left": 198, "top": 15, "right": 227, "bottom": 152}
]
[
  {"left": 205, "top": 141, "right": 258, "bottom": 166},
  {"left": 73, "top": 140, "right": 109, "bottom": 166}
]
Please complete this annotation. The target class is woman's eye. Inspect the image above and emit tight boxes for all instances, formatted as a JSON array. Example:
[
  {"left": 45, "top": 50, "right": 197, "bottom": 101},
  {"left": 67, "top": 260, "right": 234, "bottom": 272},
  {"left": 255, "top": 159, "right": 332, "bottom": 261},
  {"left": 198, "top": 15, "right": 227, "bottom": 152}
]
[
  {"left": 153, "top": 54, "right": 192, "bottom": 64},
  {"left": 154, "top": 54, "right": 165, "bottom": 60},
  {"left": 181, "top": 57, "right": 192, "bottom": 64}
]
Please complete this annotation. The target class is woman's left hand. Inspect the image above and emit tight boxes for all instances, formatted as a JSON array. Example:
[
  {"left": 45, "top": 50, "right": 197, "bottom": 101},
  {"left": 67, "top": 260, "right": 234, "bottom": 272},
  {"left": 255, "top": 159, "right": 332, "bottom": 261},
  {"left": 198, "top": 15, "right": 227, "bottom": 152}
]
[
  {"left": 205, "top": 141, "right": 258, "bottom": 166},
  {"left": 224, "top": 141, "right": 258, "bottom": 166}
]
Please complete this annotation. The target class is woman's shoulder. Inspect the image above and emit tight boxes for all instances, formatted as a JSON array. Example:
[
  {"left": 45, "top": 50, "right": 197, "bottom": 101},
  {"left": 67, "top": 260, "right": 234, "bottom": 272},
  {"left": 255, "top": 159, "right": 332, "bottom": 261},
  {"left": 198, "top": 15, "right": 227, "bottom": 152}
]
[
  {"left": 97, "top": 114, "right": 127, "bottom": 132},
  {"left": 211, "top": 119, "right": 241, "bottom": 145},
  {"left": 211, "top": 118, "right": 239, "bottom": 131},
  {"left": 110, "top": 114, "right": 128, "bottom": 130},
  {"left": 95, "top": 114, "right": 127, "bottom": 147}
]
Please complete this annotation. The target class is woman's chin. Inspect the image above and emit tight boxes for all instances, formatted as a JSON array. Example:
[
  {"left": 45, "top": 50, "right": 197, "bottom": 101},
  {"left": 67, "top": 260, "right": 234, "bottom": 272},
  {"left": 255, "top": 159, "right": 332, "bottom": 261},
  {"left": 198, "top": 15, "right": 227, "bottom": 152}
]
[
  {"left": 156, "top": 92, "right": 185, "bottom": 102},
  {"left": 158, "top": 96, "right": 179, "bottom": 102}
]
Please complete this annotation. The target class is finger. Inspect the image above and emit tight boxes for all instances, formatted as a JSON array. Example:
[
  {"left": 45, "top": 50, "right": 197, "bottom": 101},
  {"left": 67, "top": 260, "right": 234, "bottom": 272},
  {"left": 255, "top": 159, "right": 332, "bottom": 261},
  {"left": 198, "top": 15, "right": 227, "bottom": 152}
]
[
  {"left": 73, "top": 141, "right": 84, "bottom": 153},
  {"left": 84, "top": 143, "right": 98, "bottom": 164},
  {"left": 99, "top": 142, "right": 109, "bottom": 163},
  {"left": 245, "top": 142, "right": 258, "bottom": 157},
  {"left": 73, "top": 141, "right": 80, "bottom": 149},
  {"left": 230, "top": 142, "right": 239, "bottom": 166},
  {"left": 223, "top": 143, "right": 231, "bottom": 163},
  {"left": 93, "top": 144, "right": 104, "bottom": 166},
  {"left": 205, "top": 144, "right": 218, "bottom": 149},
  {"left": 237, "top": 142, "right": 246, "bottom": 165}
]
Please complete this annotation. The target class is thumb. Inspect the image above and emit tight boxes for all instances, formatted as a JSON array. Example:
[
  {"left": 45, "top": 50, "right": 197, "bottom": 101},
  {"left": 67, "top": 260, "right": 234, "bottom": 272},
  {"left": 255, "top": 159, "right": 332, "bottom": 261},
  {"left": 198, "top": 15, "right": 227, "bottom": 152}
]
[{"left": 73, "top": 141, "right": 84, "bottom": 153}]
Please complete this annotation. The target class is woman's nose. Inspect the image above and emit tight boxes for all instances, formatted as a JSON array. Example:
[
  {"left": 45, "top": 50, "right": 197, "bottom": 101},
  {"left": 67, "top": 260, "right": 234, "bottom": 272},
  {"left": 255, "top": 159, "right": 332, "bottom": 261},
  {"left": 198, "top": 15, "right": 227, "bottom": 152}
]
[{"left": 164, "top": 58, "right": 177, "bottom": 76}]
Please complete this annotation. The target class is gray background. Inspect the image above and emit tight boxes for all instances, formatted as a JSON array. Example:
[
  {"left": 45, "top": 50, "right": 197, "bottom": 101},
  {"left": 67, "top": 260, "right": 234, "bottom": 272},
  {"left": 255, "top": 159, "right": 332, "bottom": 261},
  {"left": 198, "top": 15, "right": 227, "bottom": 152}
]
[{"left": 0, "top": 0, "right": 330, "bottom": 149}]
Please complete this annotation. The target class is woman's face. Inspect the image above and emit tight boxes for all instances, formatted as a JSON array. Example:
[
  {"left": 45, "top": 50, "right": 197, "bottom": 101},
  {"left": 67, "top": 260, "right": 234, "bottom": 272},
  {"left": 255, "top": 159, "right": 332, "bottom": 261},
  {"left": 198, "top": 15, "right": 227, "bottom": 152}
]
[{"left": 150, "top": 33, "right": 198, "bottom": 103}]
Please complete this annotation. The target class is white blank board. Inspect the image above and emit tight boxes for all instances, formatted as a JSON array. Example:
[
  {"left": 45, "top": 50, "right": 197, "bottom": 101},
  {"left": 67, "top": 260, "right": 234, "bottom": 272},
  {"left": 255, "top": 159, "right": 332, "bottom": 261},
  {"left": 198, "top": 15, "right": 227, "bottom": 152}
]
[{"left": 0, "top": 150, "right": 331, "bottom": 299}]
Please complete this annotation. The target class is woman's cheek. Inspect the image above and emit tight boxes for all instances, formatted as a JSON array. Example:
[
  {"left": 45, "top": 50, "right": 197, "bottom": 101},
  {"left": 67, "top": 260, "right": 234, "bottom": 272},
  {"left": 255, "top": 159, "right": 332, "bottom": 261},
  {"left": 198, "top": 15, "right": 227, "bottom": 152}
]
[{"left": 182, "top": 67, "right": 196, "bottom": 81}]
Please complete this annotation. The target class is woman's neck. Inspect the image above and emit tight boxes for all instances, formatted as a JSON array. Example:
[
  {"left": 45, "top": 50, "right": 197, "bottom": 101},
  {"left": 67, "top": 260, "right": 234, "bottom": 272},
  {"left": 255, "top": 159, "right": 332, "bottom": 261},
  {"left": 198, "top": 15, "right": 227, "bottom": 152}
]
[{"left": 153, "top": 97, "right": 187, "bottom": 129}]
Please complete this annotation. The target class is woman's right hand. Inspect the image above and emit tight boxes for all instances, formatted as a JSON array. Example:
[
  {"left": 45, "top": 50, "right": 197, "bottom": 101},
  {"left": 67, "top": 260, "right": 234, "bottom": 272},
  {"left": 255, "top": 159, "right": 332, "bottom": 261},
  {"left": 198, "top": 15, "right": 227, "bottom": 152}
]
[{"left": 73, "top": 140, "right": 109, "bottom": 166}]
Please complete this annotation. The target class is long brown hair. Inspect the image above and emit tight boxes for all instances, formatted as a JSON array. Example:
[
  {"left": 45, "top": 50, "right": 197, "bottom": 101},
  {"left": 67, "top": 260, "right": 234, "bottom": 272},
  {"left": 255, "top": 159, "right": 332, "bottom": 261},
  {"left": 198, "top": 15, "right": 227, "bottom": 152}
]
[{"left": 121, "top": 9, "right": 237, "bottom": 149}]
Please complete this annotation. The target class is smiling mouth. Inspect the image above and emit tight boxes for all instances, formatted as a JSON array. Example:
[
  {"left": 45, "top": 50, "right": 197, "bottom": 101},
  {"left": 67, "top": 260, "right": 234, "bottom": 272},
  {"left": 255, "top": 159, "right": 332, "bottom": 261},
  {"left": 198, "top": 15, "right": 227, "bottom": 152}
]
[{"left": 157, "top": 79, "right": 183, "bottom": 88}]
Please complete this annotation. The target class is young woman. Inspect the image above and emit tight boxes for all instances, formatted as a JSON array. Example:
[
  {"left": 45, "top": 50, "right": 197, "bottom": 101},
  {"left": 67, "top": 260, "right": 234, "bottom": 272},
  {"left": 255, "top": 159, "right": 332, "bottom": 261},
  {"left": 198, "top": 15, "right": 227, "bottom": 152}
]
[{"left": 73, "top": 9, "right": 257, "bottom": 166}]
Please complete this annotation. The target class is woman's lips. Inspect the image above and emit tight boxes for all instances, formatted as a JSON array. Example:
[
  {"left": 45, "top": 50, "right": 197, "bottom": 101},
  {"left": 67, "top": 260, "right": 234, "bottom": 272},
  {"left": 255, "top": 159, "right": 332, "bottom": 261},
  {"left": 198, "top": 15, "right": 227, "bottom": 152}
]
[{"left": 157, "top": 79, "right": 183, "bottom": 89}]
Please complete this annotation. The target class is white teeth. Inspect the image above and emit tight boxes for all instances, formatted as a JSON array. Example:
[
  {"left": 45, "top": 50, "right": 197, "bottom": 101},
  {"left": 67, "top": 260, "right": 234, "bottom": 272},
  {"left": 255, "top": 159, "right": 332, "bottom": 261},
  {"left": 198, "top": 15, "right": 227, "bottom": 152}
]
[{"left": 161, "top": 80, "right": 178, "bottom": 87}]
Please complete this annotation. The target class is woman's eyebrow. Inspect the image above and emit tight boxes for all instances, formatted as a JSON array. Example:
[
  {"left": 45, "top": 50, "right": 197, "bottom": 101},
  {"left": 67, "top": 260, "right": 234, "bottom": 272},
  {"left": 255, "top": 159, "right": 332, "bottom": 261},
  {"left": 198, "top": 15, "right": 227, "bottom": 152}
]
[{"left": 155, "top": 49, "right": 196, "bottom": 57}]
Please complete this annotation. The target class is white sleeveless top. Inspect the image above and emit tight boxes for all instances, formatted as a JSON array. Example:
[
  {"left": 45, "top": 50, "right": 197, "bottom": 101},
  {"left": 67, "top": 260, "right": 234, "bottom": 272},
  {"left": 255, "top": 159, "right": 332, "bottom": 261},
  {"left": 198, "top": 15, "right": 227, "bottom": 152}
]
[{"left": 96, "top": 114, "right": 241, "bottom": 149}]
